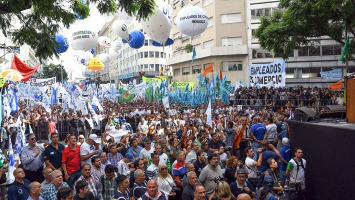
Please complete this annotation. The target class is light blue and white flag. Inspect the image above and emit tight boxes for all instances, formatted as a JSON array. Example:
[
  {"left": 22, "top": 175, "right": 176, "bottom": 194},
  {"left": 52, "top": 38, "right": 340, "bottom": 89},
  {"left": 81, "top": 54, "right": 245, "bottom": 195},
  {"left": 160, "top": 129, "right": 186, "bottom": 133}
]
[
  {"left": 91, "top": 95, "right": 103, "bottom": 111},
  {"left": 15, "top": 117, "right": 26, "bottom": 156},
  {"left": 8, "top": 139, "right": 16, "bottom": 184}
]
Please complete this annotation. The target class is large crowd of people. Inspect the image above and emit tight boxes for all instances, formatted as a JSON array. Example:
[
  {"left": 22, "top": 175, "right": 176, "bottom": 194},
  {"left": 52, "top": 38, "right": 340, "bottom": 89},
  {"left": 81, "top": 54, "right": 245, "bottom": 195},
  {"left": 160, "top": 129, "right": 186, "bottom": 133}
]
[{"left": 0, "top": 86, "right": 336, "bottom": 200}]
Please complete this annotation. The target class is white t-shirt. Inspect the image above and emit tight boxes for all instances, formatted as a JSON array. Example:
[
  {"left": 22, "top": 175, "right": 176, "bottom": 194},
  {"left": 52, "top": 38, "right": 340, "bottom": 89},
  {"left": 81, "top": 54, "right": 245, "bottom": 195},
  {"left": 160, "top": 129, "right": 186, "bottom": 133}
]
[
  {"left": 266, "top": 124, "right": 278, "bottom": 142},
  {"left": 288, "top": 158, "right": 306, "bottom": 183},
  {"left": 245, "top": 157, "right": 258, "bottom": 179},
  {"left": 139, "top": 147, "right": 154, "bottom": 160},
  {"left": 80, "top": 142, "right": 95, "bottom": 165},
  {"left": 117, "top": 160, "right": 130, "bottom": 176}
]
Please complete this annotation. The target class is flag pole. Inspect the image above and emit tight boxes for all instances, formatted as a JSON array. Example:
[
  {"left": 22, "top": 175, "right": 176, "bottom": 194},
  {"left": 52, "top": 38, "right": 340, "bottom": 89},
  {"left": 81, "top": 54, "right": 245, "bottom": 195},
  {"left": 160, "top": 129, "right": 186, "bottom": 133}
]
[{"left": 345, "top": 24, "right": 349, "bottom": 76}]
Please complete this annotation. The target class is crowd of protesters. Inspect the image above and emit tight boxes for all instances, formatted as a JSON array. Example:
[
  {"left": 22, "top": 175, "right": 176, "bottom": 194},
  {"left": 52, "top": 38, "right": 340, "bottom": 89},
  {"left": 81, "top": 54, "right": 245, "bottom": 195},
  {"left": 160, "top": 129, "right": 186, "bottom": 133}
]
[{"left": 0, "top": 85, "right": 339, "bottom": 200}]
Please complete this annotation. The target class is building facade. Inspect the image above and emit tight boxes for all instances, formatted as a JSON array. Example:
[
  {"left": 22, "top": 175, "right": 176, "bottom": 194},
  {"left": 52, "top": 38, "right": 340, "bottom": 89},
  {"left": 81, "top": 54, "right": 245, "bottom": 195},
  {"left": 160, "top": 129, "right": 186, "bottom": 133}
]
[
  {"left": 168, "top": 0, "right": 249, "bottom": 86},
  {"left": 248, "top": 0, "right": 354, "bottom": 87}
]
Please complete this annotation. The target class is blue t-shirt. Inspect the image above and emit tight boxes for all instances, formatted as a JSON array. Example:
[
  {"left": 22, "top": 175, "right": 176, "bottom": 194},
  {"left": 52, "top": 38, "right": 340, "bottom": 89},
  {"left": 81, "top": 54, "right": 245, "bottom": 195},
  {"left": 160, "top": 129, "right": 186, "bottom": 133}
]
[
  {"left": 250, "top": 123, "right": 267, "bottom": 140},
  {"left": 43, "top": 143, "right": 65, "bottom": 169},
  {"left": 8, "top": 180, "right": 30, "bottom": 200},
  {"left": 280, "top": 145, "right": 291, "bottom": 171}
]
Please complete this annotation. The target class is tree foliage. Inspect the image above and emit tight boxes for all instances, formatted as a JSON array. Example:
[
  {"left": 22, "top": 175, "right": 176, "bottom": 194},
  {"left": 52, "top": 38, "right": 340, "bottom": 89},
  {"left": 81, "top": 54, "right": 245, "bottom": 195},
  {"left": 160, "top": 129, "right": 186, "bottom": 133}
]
[
  {"left": 254, "top": 0, "right": 355, "bottom": 59},
  {"left": 41, "top": 63, "right": 68, "bottom": 82},
  {"left": 0, "top": 0, "right": 156, "bottom": 60}
]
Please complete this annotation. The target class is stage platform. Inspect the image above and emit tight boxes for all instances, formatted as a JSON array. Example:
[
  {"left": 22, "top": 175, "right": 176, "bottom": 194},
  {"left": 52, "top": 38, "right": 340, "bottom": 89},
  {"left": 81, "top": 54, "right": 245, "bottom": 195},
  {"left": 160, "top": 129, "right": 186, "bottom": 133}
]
[{"left": 288, "top": 120, "right": 355, "bottom": 200}]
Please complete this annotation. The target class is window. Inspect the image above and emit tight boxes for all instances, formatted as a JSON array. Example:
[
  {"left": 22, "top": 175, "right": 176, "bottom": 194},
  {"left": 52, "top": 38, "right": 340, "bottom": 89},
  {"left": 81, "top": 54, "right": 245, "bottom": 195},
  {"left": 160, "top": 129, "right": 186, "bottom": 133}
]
[
  {"left": 309, "top": 46, "right": 320, "bottom": 56},
  {"left": 149, "top": 40, "right": 154, "bottom": 46},
  {"left": 144, "top": 64, "right": 148, "bottom": 69},
  {"left": 150, "top": 64, "right": 154, "bottom": 69},
  {"left": 203, "top": 40, "right": 214, "bottom": 49},
  {"left": 155, "top": 51, "right": 159, "bottom": 58},
  {"left": 208, "top": 17, "right": 214, "bottom": 27},
  {"left": 144, "top": 40, "right": 148, "bottom": 46},
  {"left": 203, "top": 0, "right": 213, "bottom": 7},
  {"left": 174, "top": 68, "right": 180, "bottom": 76},
  {"left": 155, "top": 64, "right": 160, "bottom": 72},
  {"left": 192, "top": 65, "right": 201, "bottom": 74},
  {"left": 222, "top": 62, "right": 243, "bottom": 71},
  {"left": 161, "top": 52, "right": 164, "bottom": 58},
  {"left": 149, "top": 51, "right": 154, "bottom": 58},
  {"left": 298, "top": 48, "right": 308, "bottom": 57},
  {"left": 164, "top": 53, "right": 166, "bottom": 58},
  {"left": 144, "top": 52, "right": 148, "bottom": 58},
  {"left": 182, "top": 67, "right": 190, "bottom": 75},
  {"left": 264, "top": 8, "right": 271, "bottom": 16},
  {"left": 322, "top": 45, "right": 333, "bottom": 56},
  {"left": 221, "top": 37, "right": 242, "bottom": 46},
  {"left": 334, "top": 45, "right": 342, "bottom": 55},
  {"left": 221, "top": 13, "right": 242, "bottom": 24}
]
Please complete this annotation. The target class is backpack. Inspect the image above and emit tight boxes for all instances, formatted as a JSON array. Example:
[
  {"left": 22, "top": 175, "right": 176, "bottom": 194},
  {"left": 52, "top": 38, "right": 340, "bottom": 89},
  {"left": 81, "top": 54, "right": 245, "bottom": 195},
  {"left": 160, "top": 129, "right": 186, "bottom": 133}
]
[
  {"left": 257, "top": 169, "right": 272, "bottom": 189},
  {"left": 291, "top": 158, "right": 305, "bottom": 181}
]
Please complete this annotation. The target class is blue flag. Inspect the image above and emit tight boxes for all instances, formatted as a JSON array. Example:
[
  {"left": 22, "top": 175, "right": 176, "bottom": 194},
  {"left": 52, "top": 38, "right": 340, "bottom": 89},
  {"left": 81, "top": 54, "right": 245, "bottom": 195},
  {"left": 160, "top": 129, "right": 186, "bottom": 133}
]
[
  {"left": 8, "top": 139, "right": 16, "bottom": 184},
  {"left": 191, "top": 47, "right": 196, "bottom": 63}
]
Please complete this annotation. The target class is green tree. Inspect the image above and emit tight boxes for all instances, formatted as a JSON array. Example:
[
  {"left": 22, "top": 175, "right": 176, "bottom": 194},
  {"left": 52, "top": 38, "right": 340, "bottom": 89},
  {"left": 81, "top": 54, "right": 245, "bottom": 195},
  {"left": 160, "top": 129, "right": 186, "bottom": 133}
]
[
  {"left": 0, "top": 0, "right": 156, "bottom": 60},
  {"left": 41, "top": 63, "right": 68, "bottom": 82},
  {"left": 254, "top": 0, "right": 355, "bottom": 59}
]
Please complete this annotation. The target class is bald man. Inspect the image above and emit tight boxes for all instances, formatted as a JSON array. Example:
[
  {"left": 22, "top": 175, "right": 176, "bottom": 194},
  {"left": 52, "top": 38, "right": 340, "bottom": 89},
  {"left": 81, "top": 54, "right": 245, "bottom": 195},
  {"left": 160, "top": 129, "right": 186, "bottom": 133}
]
[
  {"left": 28, "top": 181, "right": 43, "bottom": 200},
  {"left": 138, "top": 180, "right": 168, "bottom": 200},
  {"left": 236, "top": 193, "right": 252, "bottom": 200}
]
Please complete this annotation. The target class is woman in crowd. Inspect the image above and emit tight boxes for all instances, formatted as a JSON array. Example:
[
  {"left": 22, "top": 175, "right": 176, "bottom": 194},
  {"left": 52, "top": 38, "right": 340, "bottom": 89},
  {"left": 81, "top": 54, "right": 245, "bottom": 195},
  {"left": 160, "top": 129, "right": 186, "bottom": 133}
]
[
  {"left": 208, "top": 181, "right": 236, "bottom": 200},
  {"left": 264, "top": 158, "right": 283, "bottom": 194},
  {"left": 157, "top": 163, "right": 175, "bottom": 194}
]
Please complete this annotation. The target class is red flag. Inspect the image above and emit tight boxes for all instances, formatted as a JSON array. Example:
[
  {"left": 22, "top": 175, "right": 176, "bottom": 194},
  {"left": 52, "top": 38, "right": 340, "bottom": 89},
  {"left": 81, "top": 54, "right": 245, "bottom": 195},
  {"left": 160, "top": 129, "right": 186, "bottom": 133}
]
[
  {"left": 11, "top": 55, "right": 40, "bottom": 81},
  {"left": 219, "top": 66, "right": 223, "bottom": 80}
]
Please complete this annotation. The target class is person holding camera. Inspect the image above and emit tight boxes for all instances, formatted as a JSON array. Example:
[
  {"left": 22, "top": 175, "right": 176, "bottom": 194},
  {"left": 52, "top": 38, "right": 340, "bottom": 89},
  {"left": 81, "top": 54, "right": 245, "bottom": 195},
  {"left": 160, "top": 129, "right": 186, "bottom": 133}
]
[
  {"left": 208, "top": 181, "right": 236, "bottom": 200},
  {"left": 230, "top": 169, "right": 256, "bottom": 199}
]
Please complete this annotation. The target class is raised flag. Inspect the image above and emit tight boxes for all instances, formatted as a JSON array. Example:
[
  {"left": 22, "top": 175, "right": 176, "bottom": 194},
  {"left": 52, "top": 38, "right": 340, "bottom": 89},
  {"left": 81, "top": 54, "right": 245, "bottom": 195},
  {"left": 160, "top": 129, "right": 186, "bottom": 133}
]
[
  {"left": 206, "top": 100, "right": 212, "bottom": 126},
  {"left": 338, "top": 37, "right": 350, "bottom": 62},
  {"left": 11, "top": 55, "right": 40, "bottom": 81},
  {"left": 191, "top": 47, "right": 196, "bottom": 63},
  {"left": 202, "top": 63, "right": 214, "bottom": 77},
  {"left": 8, "top": 139, "right": 16, "bottom": 184}
]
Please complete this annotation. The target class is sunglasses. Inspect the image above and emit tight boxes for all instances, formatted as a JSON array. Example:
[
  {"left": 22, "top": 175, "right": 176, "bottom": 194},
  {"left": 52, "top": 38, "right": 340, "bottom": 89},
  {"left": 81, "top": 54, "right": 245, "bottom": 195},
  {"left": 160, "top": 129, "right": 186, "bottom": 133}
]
[
  {"left": 30, "top": 138, "right": 36, "bottom": 141},
  {"left": 161, "top": 167, "right": 168, "bottom": 170}
]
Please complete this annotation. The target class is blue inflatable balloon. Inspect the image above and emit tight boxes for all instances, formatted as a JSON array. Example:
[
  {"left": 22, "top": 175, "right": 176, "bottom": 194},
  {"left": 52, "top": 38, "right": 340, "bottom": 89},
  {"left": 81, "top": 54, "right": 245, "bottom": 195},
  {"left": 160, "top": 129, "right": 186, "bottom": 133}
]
[
  {"left": 90, "top": 48, "right": 95, "bottom": 54},
  {"left": 128, "top": 30, "right": 145, "bottom": 49},
  {"left": 55, "top": 34, "right": 69, "bottom": 53}
]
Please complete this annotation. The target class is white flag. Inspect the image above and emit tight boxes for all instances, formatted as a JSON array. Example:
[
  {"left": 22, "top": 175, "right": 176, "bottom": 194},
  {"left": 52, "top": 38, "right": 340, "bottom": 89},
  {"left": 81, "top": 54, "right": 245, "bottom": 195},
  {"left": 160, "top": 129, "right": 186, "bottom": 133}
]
[
  {"left": 163, "top": 96, "right": 169, "bottom": 109},
  {"left": 206, "top": 100, "right": 212, "bottom": 126}
]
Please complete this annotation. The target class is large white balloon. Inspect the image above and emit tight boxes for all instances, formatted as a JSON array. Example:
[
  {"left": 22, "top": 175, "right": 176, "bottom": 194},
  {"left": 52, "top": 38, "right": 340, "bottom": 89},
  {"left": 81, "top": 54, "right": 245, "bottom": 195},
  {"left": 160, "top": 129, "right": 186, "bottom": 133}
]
[
  {"left": 111, "top": 41, "right": 122, "bottom": 51},
  {"left": 98, "top": 36, "right": 112, "bottom": 48},
  {"left": 141, "top": 1, "right": 172, "bottom": 46},
  {"left": 99, "top": 53, "right": 111, "bottom": 63},
  {"left": 71, "top": 29, "right": 98, "bottom": 51},
  {"left": 74, "top": 53, "right": 86, "bottom": 65},
  {"left": 115, "top": 11, "right": 134, "bottom": 22},
  {"left": 112, "top": 20, "right": 130, "bottom": 42},
  {"left": 109, "top": 48, "right": 120, "bottom": 57},
  {"left": 176, "top": 6, "right": 208, "bottom": 37},
  {"left": 83, "top": 51, "right": 93, "bottom": 64}
]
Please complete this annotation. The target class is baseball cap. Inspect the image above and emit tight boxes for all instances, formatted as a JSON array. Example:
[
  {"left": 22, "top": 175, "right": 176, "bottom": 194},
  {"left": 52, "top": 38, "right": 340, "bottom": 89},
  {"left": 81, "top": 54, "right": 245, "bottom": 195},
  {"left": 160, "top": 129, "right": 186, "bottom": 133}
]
[
  {"left": 263, "top": 175, "right": 274, "bottom": 191},
  {"left": 88, "top": 134, "right": 99, "bottom": 143},
  {"left": 237, "top": 169, "right": 246, "bottom": 175},
  {"left": 125, "top": 153, "right": 135, "bottom": 162},
  {"left": 78, "top": 135, "right": 85, "bottom": 139},
  {"left": 282, "top": 138, "right": 289, "bottom": 145}
]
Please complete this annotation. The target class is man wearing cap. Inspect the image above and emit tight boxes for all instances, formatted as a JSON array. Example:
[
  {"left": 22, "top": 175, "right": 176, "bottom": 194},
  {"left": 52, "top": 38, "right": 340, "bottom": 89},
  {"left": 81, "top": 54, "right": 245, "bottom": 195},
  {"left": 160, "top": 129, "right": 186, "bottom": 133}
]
[
  {"left": 21, "top": 134, "right": 45, "bottom": 182},
  {"left": 80, "top": 134, "right": 99, "bottom": 166},
  {"left": 230, "top": 169, "right": 256, "bottom": 199},
  {"left": 256, "top": 175, "right": 276, "bottom": 200},
  {"left": 280, "top": 138, "right": 291, "bottom": 187},
  {"left": 117, "top": 153, "right": 135, "bottom": 176}
]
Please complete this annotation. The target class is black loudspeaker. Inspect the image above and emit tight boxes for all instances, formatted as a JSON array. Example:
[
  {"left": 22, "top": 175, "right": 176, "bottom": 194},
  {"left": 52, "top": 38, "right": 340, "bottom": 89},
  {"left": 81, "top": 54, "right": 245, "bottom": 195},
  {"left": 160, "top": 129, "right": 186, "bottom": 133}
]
[
  {"left": 325, "top": 105, "right": 346, "bottom": 111},
  {"left": 294, "top": 107, "right": 316, "bottom": 122}
]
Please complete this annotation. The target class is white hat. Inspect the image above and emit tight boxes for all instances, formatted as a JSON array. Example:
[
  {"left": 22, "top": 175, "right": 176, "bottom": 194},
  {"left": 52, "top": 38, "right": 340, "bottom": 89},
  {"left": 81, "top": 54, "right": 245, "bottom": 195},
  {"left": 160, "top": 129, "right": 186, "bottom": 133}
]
[
  {"left": 89, "top": 134, "right": 99, "bottom": 143},
  {"left": 282, "top": 138, "right": 289, "bottom": 145}
]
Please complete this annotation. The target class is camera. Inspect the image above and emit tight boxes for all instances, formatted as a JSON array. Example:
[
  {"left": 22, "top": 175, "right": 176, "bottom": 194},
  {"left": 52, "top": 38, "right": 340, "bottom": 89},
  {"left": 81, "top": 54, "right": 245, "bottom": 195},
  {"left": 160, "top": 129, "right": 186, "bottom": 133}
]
[{"left": 214, "top": 176, "right": 225, "bottom": 184}]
